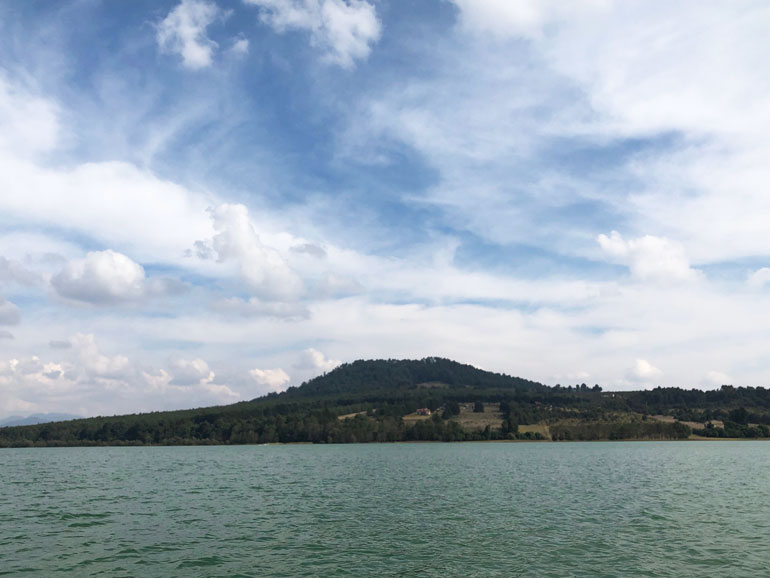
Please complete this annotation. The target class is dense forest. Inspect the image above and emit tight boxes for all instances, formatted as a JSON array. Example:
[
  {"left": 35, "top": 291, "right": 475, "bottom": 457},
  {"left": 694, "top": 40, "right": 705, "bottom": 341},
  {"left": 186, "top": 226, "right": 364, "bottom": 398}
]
[{"left": 2, "top": 357, "right": 770, "bottom": 447}]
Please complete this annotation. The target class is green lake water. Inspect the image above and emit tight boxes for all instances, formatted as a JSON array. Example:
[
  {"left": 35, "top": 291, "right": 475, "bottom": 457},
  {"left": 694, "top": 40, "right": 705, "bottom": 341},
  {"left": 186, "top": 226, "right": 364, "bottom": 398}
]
[{"left": 1, "top": 441, "right": 769, "bottom": 577}]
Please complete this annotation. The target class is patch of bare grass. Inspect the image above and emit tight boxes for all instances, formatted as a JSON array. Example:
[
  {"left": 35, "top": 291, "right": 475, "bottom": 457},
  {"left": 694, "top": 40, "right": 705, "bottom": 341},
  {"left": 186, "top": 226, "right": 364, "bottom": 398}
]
[
  {"left": 519, "top": 423, "right": 550, "bottom": 438},
  {"left": 453, "top": 403, "right": 503, "bottom": 430}
]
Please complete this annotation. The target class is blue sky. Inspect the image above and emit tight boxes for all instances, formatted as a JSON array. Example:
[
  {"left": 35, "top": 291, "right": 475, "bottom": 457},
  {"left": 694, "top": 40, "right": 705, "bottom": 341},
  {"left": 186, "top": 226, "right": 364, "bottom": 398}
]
[{"left": 2, "top": 0, "right": 770, "bottom": 418}]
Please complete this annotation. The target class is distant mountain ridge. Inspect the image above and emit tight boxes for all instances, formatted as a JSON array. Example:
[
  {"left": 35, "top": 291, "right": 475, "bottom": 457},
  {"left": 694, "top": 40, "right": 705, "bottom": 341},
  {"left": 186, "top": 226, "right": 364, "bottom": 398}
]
[{"left": 0, "top": 413, "right": 81, "bottom": 427}]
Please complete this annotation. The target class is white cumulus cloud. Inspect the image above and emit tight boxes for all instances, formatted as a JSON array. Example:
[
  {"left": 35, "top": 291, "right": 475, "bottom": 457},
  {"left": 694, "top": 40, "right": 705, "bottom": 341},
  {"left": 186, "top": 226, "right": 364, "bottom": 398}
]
[
  {"left": 626, "top": 359, "right": 662, "bottom": 384},
  {"left": 0, "top": 331, "right": 251, "bottom": 419},
  {"left": 70, "top": 333, "right": 132, "bottom": 379},
  {"left": 293, "top": 347, "right": 341, "bottom": 373},
  {"left": 245, "top": 0, "right": 381, "bottom": 68},
  {"left": 165, "top": 360, "right": 241, "bottom": 403},
  {"left": 52, "top": 250, "right": 147, "bottom": 304},
  {"left": 0, "top": 256, "right": 41, "bottom": 286},
  {"left": 197, "top": 204, "right": 303, "bottom": 301},
  {"left": 230, "top": 37, "right": 250, "bottom": 56},
  {"left": 156, "top": 0, "right": 222, "bottom": 69},
  {"left": 249, "top": 367, "right": 290, "bottom": 392},
  {"left": 703, "top": 370, "right": 731, "bottom": 388},
  {"left": 169, "top": 358, "right": 215, "bottom": 386},
  {"left": 597, "top": 231, "right": 700, "bottom": 283}
]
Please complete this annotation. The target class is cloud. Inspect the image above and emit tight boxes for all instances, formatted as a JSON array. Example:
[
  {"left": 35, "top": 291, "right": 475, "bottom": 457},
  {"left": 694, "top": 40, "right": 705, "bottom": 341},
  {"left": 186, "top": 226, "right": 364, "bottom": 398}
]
[
  {"left": 51, "top": 250, "right": 147, "bottom": 304},
  {"left": 44, "top": 368, "right": 62, "bottom": 380},
  {"left": 245, "top": 0, "right": 381, "bottom": 68},
  {"left": 0, "top": 332, "right": 244, "bottom": 419},
  {"left": 597, "top": 231, "right": 700, "bottom": 283},
  {"left": 230, "top": 37, "right": 250, "bottom": 56},
  {"left": 0, "top": 75, "right": 60, "bottom": 158},
  {"left": 449, "top": 0, "right": 770, "bottom": 270},
  {"left": 169, "top": 357, "right": 215, "bottom": 386},
  {"left": 0, "top": 335, "right": 136, "bottom": 418},
  {"left": 165, "top": 359, "right": 241, "bottom": 403},
  {"left": 199, "top": 383, "right": 241, "bottom": 403},
  {"left": 0, "top": 299, "right": 21, "bottom": 325},
  {"left": 626, "top": 359, "right": 662, "bottom": 384},
  {"left": 336, "top": 26, "right": 597, "bottom": 252},
  {"left": 747, "top": 267, "right": 770, "bottom": 290},
  {"left": 291, "top": 243, "right": 327, "bottom": 258},
  {"left": 144, "top": 365, "right": 239, "bottom": 406},
  {"left": 197, "top": 204, "right": 303, "bottom": 301},
  {"left": 0, "top": 256, "right": 40, "bottom": 286},
  {"left": 8, "top": 0, "right": 770, "bottom": 415},
  {"left": 293, "top": 347, "right": 340, "bottom": 372},
  {"left": 551, "top": 370, "right": 591, "bottom": 383},
  {"left": 315, "top": 272, "right": 362, "bottom": 298},
  {"left": 189, "top": 239, "right": 215, "bottom": 260},
  {"left": 450, "top": 1, "right": 770, "bottom": 142},
  {"left": 156, "top": 0, "right": 222, "bottom": 69},
  {"left": 249, "top": 367, "right": 290, "bottom": 392},
  {"left": 70, "top": 333, "right": 132, "bottom": 379},
  {"left": 212, "top": 297, "right": 310, "bottom": 319},
  {"left": 703, "top": 370, "right": 731, "bottom": 388},
  {"left": 340, "top": 1, "right": 770, "bottom": 270},
  {"left": 450, "top": 0, "right": 607, "bottom": 39},
  {"left": 0, "top": 330, "right": 13, "bottom": 340},
  {"left": 1, "top": 159, "right": 214, "bottom": 267},
  {"left": 49, "top": 340, "right": 72, "bottom": 349}
]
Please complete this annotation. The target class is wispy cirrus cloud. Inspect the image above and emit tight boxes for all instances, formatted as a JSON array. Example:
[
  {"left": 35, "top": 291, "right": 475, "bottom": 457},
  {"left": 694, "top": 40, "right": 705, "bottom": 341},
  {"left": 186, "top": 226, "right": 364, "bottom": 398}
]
[{"left": 0, "top": 74, "right": 60, "bottom": 158}]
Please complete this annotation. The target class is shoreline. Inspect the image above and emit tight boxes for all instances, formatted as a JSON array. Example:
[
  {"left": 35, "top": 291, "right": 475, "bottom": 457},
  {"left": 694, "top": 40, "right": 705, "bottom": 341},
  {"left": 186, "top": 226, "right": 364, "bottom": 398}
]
[{"left": 3, "top": 436, "right": 770, "bottom": 449}]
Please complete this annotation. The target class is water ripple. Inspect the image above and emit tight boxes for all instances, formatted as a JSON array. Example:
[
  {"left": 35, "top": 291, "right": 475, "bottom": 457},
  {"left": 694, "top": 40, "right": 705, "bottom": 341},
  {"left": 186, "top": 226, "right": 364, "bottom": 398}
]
[{"left": 2, "top": 442, "right": 770, "bottom": 576}]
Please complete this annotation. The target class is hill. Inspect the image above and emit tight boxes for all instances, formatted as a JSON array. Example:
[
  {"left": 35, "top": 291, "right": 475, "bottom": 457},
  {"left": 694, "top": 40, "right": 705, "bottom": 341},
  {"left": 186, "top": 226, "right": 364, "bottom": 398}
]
[
  {"left": 0, "top": 413, "right": 81, "bottom": 427},
  {"left": 280, "top": 357, "right": 545, "bottom": 398},
  {"left": 2, "top": 357, "right": 770, "bottom": 446}
]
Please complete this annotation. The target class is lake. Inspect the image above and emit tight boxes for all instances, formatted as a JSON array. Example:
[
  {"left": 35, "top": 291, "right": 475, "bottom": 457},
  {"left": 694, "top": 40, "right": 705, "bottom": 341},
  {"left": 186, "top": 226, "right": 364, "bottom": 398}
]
[{"left": 1, "top": 442, "right": 769, "bottom": 577}]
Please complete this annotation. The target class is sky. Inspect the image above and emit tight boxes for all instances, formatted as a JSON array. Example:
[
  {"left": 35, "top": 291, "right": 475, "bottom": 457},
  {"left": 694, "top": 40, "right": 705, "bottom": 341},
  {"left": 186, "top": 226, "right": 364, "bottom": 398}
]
[{"left": 2, "top": 0, "right": 770, "bottom": 419}]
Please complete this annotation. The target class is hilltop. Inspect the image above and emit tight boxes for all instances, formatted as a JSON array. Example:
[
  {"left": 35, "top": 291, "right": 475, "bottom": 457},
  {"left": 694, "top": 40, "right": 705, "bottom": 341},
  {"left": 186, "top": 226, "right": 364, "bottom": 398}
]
[
  {"left": 2, "top": 357, "right": 770, "bottom": 447},
  {"left": 280, "top": 357, "right": 545, "bottom": 398}
]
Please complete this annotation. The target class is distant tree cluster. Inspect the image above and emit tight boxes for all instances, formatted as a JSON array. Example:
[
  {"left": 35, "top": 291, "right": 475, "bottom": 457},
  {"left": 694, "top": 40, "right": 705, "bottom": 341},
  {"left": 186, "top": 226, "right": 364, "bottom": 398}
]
[{"left": 551, "top": 421, "right": 691, "bottom": 441}]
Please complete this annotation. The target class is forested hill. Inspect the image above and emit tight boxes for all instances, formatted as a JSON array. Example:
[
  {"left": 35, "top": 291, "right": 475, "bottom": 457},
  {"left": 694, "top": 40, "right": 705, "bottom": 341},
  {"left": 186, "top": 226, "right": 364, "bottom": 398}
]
[
  {"left": 4, "top": 357, "right": 770, "bottom": 446},
  {"left": 281, "top": 357, "right": 545, "bottom": 398}
]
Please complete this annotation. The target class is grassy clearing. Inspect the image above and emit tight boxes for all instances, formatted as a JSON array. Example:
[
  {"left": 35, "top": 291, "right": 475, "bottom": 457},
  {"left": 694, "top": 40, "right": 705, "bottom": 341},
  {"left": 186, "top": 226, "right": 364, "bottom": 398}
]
[
  {"left": 402, "top": 412, "right": 433, "bottom": 422},
  {"left": 337, "top": 411, "right": 368, "bottom": 421},
  {"left": 519, "top": 423, "right": 551, "bottom": 439},
  {"left": 453, "top": 403, "right": 503, "bottom": 431},
  {"left": 651, "top": 414, "right": 724, "bottom": 429},
  {"left": 401, "top": 404, "right": 548, "bottom": 436}
]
